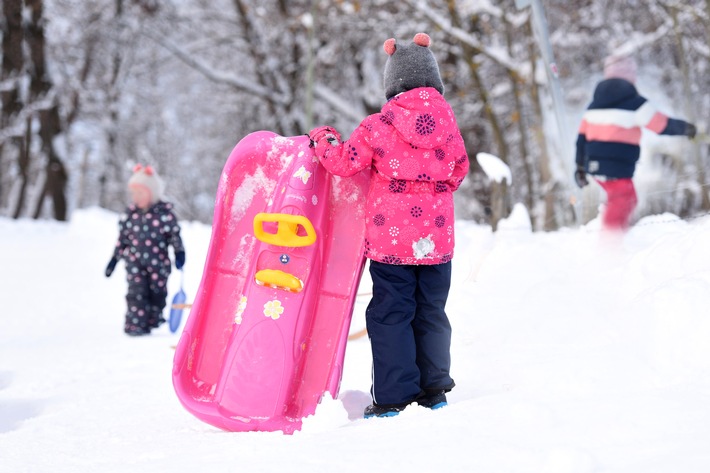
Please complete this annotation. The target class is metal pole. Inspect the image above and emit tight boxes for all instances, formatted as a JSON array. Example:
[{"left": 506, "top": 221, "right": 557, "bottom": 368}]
[
  {"left": 517, "top": 0, "right": 581, "bottom": 225},
  {"left": 517, "top": 0, "right": 571, "bottom": 159}
]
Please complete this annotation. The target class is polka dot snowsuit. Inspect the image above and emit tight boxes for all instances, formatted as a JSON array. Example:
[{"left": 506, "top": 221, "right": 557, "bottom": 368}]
[{"left": 112, "top": 201, "right": 184, "bottom": 334}]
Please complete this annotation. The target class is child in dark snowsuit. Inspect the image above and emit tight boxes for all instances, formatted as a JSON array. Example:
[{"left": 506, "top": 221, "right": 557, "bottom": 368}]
[
  {"left": 309, "top": 33, "right": 469, "bottom": 418},
  {"left": 575, "top": 54, "right": 697, "bottom": 231},
  {"left": 105, "top": 165, "right": 185, "bottom": 336}
]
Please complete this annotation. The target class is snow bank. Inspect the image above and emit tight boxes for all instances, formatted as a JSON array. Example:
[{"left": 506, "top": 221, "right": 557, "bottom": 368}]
[{"left": 1, "top": 209, "right": 710, "bottom": 473}]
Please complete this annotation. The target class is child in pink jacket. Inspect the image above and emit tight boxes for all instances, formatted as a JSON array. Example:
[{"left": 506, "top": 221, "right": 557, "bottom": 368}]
[{"left": 310, "top": 33, "right": 469, "bottom": 418}]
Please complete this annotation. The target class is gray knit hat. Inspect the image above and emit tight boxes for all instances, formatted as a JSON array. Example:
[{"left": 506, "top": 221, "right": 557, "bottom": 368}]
[{"left": 383, "top": 33, "right": 444, "bottom": 100}]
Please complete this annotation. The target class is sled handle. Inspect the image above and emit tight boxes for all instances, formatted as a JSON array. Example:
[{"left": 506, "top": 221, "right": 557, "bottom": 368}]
[
  {"left": 255, "top": 269, "right": 304, "bottom": 292},
  {"left": 253, "top": 213, "right": 317, "bottom": 247}
]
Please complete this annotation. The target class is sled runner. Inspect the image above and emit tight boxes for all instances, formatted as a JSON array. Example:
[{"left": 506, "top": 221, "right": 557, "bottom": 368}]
[
  {"left": 168, "top": 269, "right": 187, "bottom": 333},
  {"left": 172, "top": 132, "right": 369, "bottom": 433}
]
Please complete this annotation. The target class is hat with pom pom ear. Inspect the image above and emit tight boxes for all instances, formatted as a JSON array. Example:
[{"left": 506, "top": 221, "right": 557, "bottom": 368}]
[
  {"left": 383, "top": 32, "right": 444, "bottom": 100},
  {"left": 127, "top": 164, "right": 165, "bottom": 204}
]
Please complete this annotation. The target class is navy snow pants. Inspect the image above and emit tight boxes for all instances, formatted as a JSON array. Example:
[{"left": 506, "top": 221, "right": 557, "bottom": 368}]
[
  {"left": 366, "top": 260, "right": 455, "bottom": 406},
  {"left": 124, "top": 263, "right": 169, "bottom": 334}
]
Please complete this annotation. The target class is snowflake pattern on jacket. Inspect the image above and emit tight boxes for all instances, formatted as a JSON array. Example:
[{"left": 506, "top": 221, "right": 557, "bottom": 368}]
[
  {"left": 112, "top": 201, "right": 184, "bottom": 333},
  {"left": 313, "top": 87, "right": 469, "bottom": 265}
]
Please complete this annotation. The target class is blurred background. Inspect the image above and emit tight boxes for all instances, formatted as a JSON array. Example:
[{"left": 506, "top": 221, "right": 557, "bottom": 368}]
[{"left": 1, "top": 0, "right": 708, "bottom": 230}]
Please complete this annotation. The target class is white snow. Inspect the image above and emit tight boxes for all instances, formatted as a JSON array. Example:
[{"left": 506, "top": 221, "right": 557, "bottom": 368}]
[
  {"left": 229, "top": 167, "right": 276, "bottom": 222},
  {"left": 476, "top": 151, "right": 513, "bottom": 184},
  {"left": 2, "top": 208, "right": 710, "bottom": 472}
]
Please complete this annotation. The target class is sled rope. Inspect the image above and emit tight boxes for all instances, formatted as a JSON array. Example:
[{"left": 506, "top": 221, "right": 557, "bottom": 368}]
[{"left": 347, "top": 328, "right": 368, "bottom": 340}]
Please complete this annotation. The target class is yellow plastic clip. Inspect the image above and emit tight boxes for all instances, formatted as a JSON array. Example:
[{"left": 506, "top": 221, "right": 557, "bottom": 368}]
[
  {"left": 254, "top": 269, "right": 304, "bottom": 293},
  {"left": 253, "top": 213, "right": 317, "bottom": 247}
]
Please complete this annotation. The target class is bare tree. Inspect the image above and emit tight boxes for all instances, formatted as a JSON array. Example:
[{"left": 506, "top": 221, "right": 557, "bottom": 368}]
[
  {"left": 4, "top": 0, "right": 708, "bottom": 225},
  {"left": 1, "top": 0, "right": 68, "bottom": 220},
  {"left": 26, "top": 0, "right": 68, "bottom": 220},
  {"left": 1, "top": 0, "right": 25, "bottom": 214}
]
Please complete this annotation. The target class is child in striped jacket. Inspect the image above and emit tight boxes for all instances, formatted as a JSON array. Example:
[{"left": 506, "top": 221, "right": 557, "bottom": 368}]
[{"left": 575, "top": 54, "right": 697, "bottom": 231}]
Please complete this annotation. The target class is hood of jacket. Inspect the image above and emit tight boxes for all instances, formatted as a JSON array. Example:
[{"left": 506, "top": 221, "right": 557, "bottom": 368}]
[
  {"left": 382, "top": 87, "right": 453, "bottom": 149},
  {"left": 590, "top": 78, "right": 641, "bottom": 109}
]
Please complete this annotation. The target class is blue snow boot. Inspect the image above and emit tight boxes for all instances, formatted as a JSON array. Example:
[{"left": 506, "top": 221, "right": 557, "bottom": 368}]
[
  {"left": 363, "top": 402, "right": 409, "bottom": 419},
  {"left": 417, "top": 391, "right": 447, "bottom": 410}
]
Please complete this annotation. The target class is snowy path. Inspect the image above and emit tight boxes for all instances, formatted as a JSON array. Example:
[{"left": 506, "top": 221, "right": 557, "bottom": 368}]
[{"left": 1, "top": 208, "right": 710, "bottom": 473}]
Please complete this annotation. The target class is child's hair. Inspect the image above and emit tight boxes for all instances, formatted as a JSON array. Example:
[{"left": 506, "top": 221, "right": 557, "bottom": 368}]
[{"left": 128, "top": 164, "right": 164, "bottom": 203}]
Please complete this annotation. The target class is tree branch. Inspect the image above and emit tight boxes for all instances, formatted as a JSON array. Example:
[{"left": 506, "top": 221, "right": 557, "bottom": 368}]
[
  {"left": 140, "top": 28, "right": 291, "bottom": 105},
  {"left": 403, "top": 0, "right": 520, "bottom": 75}
]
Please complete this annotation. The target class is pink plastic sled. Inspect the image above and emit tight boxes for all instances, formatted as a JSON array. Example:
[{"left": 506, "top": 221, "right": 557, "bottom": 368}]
[{"left": 172, "top": 132, "right": 369, "bottom": 433}]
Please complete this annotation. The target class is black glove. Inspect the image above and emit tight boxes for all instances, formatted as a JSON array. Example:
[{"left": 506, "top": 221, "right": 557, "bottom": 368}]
[
  {"left": 574, "top": 166, "right": 589, "bottom": 189},
  {"left": 175, "top": 251, "right": 185, "bottom": 270},
  {"left": 105, "top": 257, "right": 118, "bottom": 277},
  {"left": 686, "top": 123, "right": 697, "bottom": 139}
]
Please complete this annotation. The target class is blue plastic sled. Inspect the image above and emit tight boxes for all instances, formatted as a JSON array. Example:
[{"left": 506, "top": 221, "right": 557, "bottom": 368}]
[{"left": 169, "top": 270, "right": 187, "bottom": 333}]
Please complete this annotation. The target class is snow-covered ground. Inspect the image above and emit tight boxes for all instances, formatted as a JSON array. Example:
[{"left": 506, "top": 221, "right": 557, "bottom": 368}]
[{"left": 2, "top": 207, "right": 710, "bottom": 473}]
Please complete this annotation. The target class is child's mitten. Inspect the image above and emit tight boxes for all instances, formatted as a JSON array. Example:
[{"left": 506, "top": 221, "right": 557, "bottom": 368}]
[
  {"left": 175, "top": 251, "right": 186, "bottom": 270},
  {"left": 309, "top": 126, "right": 341, "bottom": 148},
  {"left": 105, "top": 257, "right": 118, "bottom": 277},
  {"left": 574, "top": 165, "right": 588, "bottom": 188}
]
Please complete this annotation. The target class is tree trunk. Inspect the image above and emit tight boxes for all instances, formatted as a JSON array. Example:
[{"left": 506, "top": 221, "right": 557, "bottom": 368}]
[
  {"left": 1, "top": 0, "right": 25, "bottom": 213},
  {"left": 33, "top": 105, "right": 68, "bottom": 220},
  {"left": 504, "top": 11, "right": 536, "bottom": 225},
  {"left": 12, "top": 118, "right": 32, "bottom": 219},
  {"left": 446, "top": 0, "right": 509, "bottom": 164},
  {"left": 26, "top": 0, "right": 69, "bottom": 220},
  {"left": 490, "top": 179, "right": 510, "bottom": 232},
  {"left": 524, "top": 18, "right": 558, "bottom": 231},
  {"left": 0, "top": 0, "right": 23, "bottom": 115},
  {"left": 668, "top": 5, "right": 710, "bottom": 211},
  {"left": 232, "top": 0, "right": 294, "bottom": 135},
  {"left": 76, "top": 149, "right": 91, "bottom": 209},
  {"left": 99, "top": 0, "right": 124, "bottom": 211}
]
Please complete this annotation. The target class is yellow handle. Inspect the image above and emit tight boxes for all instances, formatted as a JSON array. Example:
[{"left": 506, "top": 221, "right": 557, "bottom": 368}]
[
  {"left": 253, "top": 213, "right": 317, "bottom": 247},
  {"left": 254, "top": 269, "right": 304, "bottom": 292}
]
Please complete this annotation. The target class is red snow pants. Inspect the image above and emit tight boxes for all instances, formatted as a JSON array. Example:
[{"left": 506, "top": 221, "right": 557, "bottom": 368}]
[{"left": 596, "top": 177, "right": 638, "bottom": 231}]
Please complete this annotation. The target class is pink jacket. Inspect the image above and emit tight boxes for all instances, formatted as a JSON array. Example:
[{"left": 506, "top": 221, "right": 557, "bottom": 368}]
[{"left": 312, "top": 87, "right": 469, "bottom": 265}]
